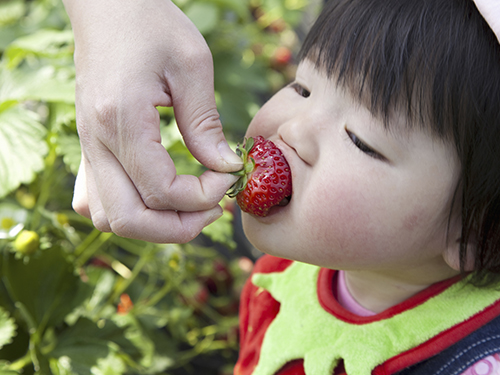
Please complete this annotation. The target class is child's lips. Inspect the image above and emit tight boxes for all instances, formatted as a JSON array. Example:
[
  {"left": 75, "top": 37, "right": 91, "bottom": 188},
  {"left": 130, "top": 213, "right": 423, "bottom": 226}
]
[
  {"left": 256, "top": 195, "right": 292, "bottom": 219},
  {"left": 273, "top": 137, "right": 306, "bottom": 167},
  {"left": 278, "top": 196, "right": 291, "bottom": 206},
  {"left": 258, "top": 138, "right": 294, "bottom": 217}
]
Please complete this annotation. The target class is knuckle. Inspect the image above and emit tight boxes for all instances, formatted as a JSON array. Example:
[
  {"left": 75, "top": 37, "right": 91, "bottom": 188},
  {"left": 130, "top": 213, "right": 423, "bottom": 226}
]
[
  {"left": 142, "top": 191, "right": 168, "bottom": 210},
  {"left": 94, "top": 99, "right": 117, "bottom": 119},
  {"left": 75, "top": 98, "right": 120, "bottom": 150},
  {"left": 91, "top": 213, "right": 112, "bottom": 233},
  {"left": 92, "top": 99, "right": 119, "bottom": 131},
  {"left": 184, "top": 110, "right": 222, "bottom": 146},
  {"left": 108, "top": 216, "right": 131, "bottom": 238},
  {"left": 196, "top": 110, "right": 222, "bottom": 132},
  {"left": 143, "top": 186, "right": 178, "bottom": 210},
  {"left": 180, "top": 41, "right": 212, "bottom": 70}
]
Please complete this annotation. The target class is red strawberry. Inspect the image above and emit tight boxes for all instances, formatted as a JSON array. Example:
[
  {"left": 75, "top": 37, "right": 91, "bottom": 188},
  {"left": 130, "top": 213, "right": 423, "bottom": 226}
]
[
  {"left": 271, "top": 46, "right": 292, "bottom": 69},
  {"left": 227, "top": 136, "right": 292, "bottom": 217},
  {"left": 117, "top": 293, "right": 133, "bottom": 315}
]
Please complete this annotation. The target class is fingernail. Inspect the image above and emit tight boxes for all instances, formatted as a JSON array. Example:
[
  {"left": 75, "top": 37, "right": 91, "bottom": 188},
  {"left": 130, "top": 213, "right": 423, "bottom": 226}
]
[
  {"left": 205, "top": 208, "right": 223, "bottom": 227},
  {"left": 218, "top": 141, "right": 243, "bottom": 166}
]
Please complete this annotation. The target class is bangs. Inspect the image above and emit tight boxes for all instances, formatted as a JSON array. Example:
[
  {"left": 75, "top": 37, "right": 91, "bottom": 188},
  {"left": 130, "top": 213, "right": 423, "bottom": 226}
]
[
  {"left": 298, "top": 0, "right": 500, "bottom": 285},
  {"left": 298, "top": 0, "right": 500, "bottom": 142}
]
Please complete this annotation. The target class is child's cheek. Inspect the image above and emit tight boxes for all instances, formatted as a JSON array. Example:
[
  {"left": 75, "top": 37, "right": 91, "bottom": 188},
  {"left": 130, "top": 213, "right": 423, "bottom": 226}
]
[{"left": 300, "top": 179, "right": 380, "bottom": 266}]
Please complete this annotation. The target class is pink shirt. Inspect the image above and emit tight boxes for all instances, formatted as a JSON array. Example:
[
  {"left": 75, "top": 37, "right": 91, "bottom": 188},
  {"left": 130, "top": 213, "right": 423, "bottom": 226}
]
[{"left": 337, "top": 270, "right": 500, "bottom": 375}]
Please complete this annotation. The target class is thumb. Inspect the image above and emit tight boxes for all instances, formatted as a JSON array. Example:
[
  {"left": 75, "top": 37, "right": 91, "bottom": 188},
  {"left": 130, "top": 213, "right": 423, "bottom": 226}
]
[{"left": 166, "top": 47, "right": 243, "bottom": 173}]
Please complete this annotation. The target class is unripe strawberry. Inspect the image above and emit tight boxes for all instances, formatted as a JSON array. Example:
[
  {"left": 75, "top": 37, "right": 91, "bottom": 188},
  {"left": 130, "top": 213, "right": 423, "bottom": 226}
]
[
  {"left": 227, "top": 136, "right": 292, "bottom": 217},
  {"left": 13, "top": 230, "right": 39, "bottom": 255}
]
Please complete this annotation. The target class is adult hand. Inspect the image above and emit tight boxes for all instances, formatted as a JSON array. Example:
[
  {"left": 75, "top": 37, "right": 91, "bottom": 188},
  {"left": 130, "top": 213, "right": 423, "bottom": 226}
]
[
  {"left": 63, "top": 0, "right": 242, "bottom": 243},
  {"left": 473, "top": 0, "right": 500, "bottom": 43}
]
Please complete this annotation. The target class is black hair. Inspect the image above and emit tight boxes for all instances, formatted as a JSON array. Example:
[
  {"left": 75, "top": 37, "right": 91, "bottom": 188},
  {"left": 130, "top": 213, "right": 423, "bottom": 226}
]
[{"left": 298, "top": 0, "right": 500, "bottom": 286}]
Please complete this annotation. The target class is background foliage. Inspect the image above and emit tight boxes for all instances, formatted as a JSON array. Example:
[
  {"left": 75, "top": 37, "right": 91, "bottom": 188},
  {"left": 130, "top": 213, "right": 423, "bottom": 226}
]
[{"left": 0, "top": 0, "right": 318, "bottom": 373}]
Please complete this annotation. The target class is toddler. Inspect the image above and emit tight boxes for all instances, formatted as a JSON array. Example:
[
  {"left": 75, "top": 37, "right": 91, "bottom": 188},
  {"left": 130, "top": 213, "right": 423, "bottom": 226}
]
[{"left": 233, "top": 0, "right": 500, "bottom": 374}]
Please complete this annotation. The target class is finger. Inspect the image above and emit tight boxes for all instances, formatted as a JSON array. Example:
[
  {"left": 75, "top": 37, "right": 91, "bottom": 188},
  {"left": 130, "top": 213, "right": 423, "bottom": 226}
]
[
  {"left": 73, "top": 156, "right": 112, "bottom": 232},
  {"left": 163, "top": 39, "right": 243, "bottom": 173},
  {"left": 156, "top": 170, "right": 239, "bottom": 211},
  {"left": 83, "top": 156, "right": 112, "bottom": 232},
  {"left": 90, "top": 145, "right": 225, "bottom": 243},
  {"left": 106, "top": 103, "right": 238, "bottom": 211},
  {"left": 72, "top": 158, "right": 91, "bottom": 219}
]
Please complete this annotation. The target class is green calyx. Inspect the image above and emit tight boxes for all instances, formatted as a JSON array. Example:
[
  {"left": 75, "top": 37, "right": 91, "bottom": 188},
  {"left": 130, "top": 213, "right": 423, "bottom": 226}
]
[{"left": 226, "top": 137, "right": 255, "bottom": 198}]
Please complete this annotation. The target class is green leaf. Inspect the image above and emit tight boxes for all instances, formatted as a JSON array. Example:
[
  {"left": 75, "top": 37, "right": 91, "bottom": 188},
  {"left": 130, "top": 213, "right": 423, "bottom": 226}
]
[
  {"left": 211, "top": 0, "right": 250, "bottom": 20},
  {"left": 213, "top": 53, "right": 268, "bottom": 135},
  {"left": 0, "top": 306, "right": 16, "bottom": 349},
  {"left": 160, "top": 118, "right": 183, "bottom": 151},
  {"left": 1, "top": 246, "right": 91, "bottom": 330},
  {"left": 49, "top": 357, "right": 78, "bottom": 375},
  {"left": 202, "top": 209, "right": 236, "bottom": 249},
  {"left": 4, "top": 29, "right": 74, "bottom": 69},
  {"left": 49, "top": 318, "right": 139, "bottom": 375},
  {"left": 0, "top": 368, "right": 20, "bottom": 375},
  {"left": 90, "top": 352, "right": 126, "bottom": 375},
  {"left": 0, "top": 64, "right": 75, "bottom": 105},
  {"left": 0, "top": 106, "right": 48, "bottom": 199},
  {"left": 185, "top": 3, "right": 219, "bottom": 34},
  {"left": 168, "top": 141, "right": 204, "bottom": 176},
  {"left": 48, "top": 102, "right": 76, "bottom": 132},
  {"left": 245, "top": 137, "right": 254, "bottom": 153},
  {"left": 0, "top": 0, "right": 25, "bottom": 28},
  {"left": 65, "top": 267, "right": 116, "bottom": 325},
  {"left": 160, "top": 121, "right": 204, "bottom": 175},
  {"left": 55, "top": 134, "right": 81, "bottom": 175},
  {"left": 118, "top": 313, "right": 176, "bottom": 372}
]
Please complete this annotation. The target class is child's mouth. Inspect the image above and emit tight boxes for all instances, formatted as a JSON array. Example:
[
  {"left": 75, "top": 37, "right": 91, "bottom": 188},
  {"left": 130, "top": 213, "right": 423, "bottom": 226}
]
[
  {"left": 262, "top": 193, "right": 292, "bottom": 218},
  {"left": 278, "top": 195, "right": 291, "bottom": 207}
]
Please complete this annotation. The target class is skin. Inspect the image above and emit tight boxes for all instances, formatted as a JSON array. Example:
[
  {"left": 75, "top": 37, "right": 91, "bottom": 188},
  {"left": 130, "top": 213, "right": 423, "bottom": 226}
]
[
  {"left": 62, "top": 0, "right": 242, "bottom": 243},
  {"left": 473, "top": 0, "right": 500, "bottom": 43},
  {"left": 242, "top": 60, "right": 463, "bottom": 313},
  {"left": 60, "top": 0, "right": 497, "bottom": 245}
]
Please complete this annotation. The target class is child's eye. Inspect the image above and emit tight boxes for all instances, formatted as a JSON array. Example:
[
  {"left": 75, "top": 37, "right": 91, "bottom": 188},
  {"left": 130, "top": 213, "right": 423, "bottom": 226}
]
[
  {"left": 346, "top": 129, "right": 385, "bottom": 161},
  {"left": 291, "top": 83, "right": 310, "bottom": 98}
]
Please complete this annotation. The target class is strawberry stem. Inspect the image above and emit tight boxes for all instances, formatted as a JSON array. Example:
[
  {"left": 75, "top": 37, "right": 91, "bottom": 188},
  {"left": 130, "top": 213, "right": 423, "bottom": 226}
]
[{"left": 226, "top": 137, "right": 255, "bottom": 198}]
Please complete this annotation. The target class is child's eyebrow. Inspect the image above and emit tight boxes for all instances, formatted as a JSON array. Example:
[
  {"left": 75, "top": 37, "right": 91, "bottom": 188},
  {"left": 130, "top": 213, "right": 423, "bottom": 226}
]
[{"left": 287, "top": 81, "right": 303, "bottom": 88}]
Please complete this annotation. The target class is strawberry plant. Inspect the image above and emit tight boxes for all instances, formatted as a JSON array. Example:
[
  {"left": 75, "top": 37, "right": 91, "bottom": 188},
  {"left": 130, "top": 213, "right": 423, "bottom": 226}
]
[{"left": 0, "top": 0, "right": 310, "bottom": 373}]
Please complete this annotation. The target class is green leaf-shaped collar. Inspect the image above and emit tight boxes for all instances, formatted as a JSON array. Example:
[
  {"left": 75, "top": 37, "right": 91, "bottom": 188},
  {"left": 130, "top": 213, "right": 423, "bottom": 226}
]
[{"left": 251, "top": 261, "right": 500, "bottom": 375}]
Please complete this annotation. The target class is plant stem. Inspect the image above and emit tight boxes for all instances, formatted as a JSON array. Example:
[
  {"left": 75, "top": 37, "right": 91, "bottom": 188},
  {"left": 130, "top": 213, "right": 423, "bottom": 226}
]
[
  {"left": 109, "top": 244, "right": 155, "bottom": 303},
  {"left": 74, "top": 228, "right": 101, "bottom": 256},
  {"left": 7, "top": 351, "right": 32, "bottom": 371},
  {"left": 75, "top": 231, "right": 113, "bottom": 267},
  {"left": 135, "top": 278, "right": 173, "bottom": 312},
  {"left": 30, "top": 143, "right": 57, "bottom": 230}
]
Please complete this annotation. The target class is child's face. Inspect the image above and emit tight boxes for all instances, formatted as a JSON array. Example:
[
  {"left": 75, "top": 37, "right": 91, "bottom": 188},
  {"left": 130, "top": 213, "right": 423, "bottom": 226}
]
[{"left": 242, "top": 59, "right": 461, "bottom": 284}]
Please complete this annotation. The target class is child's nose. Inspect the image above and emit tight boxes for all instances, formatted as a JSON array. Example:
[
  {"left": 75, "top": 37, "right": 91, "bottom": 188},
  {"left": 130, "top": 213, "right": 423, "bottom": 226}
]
[{"left": 277, "top": 113, "right": 319, "bottom": 164}]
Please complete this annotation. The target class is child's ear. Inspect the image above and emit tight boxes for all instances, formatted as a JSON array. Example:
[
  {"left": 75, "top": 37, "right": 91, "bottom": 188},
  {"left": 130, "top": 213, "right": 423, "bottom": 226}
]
[
  {"left": 441, "top": 213, "right": 476, "bottom": 272},
  {"left": 442, "top": 241, "right": 475, "bottom": 272}
]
